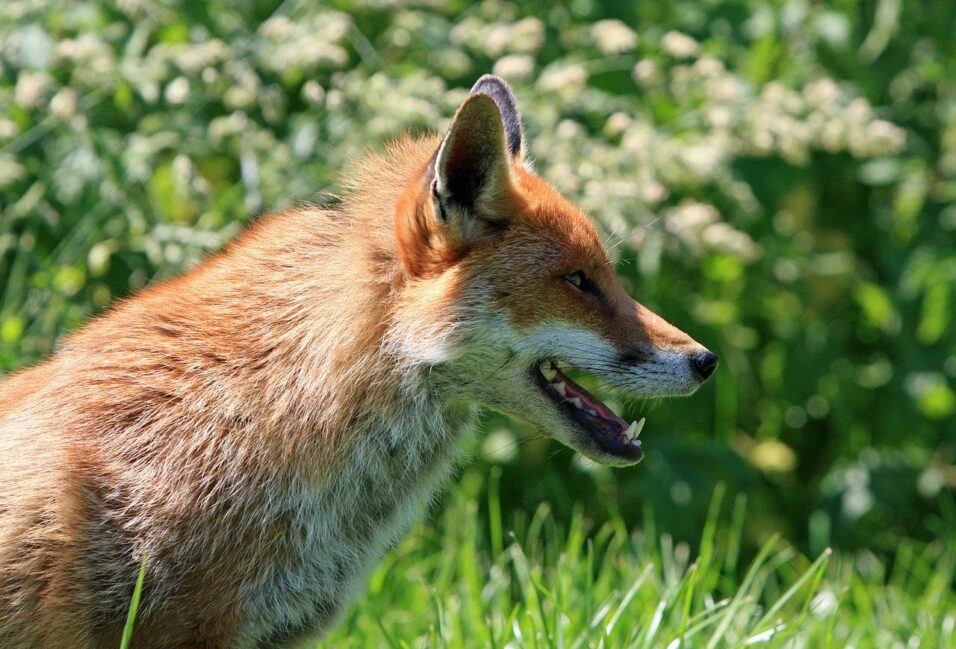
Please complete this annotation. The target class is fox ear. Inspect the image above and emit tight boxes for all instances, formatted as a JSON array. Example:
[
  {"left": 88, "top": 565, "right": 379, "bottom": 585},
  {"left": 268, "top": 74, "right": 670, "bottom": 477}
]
[
  {"left": 397, "top": 78, "right": 523, "bottom": 277},
  {"left": 432, "top": 76, "right": 523, "bottom": 221},
  {"left": 432, "top": 93, "right": 512, "bottom": 222},
  {"left": 469, "top": 74, "right": 523, "bottom": 158}
]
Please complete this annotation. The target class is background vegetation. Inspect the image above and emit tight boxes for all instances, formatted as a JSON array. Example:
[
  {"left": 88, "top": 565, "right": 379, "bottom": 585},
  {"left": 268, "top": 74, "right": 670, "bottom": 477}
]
[{"left": 1, "top": 0, "right": 954, "bottom": 645}]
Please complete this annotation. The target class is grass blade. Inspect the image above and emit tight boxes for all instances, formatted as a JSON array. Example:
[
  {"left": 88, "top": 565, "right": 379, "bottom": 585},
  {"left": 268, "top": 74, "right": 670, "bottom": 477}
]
[{"left": 119, "top": 554, "right": 147, "bottom": 649}]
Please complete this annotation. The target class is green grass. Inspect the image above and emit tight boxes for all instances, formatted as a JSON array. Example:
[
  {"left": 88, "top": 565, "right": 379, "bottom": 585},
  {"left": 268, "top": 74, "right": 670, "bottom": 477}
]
[
  {"left": 108, "top": 469, "right": 956, "bottom": 648},
  {"left": 114, "top": 473, "right": 956, "bottom": 648},
  {"left": 314, "top": 474, "right": 955, "bottom": 649},
  {"left": 120, "top": 555, "right": 147, "bottom": 649}
]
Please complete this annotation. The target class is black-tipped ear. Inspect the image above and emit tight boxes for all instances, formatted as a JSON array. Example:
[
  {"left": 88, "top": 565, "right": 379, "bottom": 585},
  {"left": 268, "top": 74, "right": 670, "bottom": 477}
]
[
  {"left": 433, "top": 93, "right": 512, "bottom": 215},
  {"left": 469, "top": 75, "right": 523, "bottom": 158}
]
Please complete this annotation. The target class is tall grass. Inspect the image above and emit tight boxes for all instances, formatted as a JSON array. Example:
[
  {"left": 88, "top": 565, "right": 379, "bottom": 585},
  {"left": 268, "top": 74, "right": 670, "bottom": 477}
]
[
  {"left": 115, "top": 474, "right": 954, "bottom": 647},
  {"left": 115, "top": 473, "right": 956, "bottom": 648},
  {"left": 317, "top": 473, "right": 954, "bottom": 648}
]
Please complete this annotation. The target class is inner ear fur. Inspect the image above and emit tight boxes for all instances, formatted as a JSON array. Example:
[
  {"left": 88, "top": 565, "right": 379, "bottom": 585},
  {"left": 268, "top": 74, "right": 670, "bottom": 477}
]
[{"left": 433, "top": 93, "right": 513, "bottom": 215}]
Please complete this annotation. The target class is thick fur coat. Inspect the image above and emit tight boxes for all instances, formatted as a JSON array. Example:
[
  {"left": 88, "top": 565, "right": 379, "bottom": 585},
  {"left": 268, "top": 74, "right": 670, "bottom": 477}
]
[{"left": 0, "top": 76, "right": 715, "bottom": 647}]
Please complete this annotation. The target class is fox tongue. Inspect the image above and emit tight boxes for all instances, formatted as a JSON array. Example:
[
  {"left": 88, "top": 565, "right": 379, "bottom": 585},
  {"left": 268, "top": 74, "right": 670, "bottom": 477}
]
[{"left": 559, "top": 372, "right": 622, "bottom": 423}]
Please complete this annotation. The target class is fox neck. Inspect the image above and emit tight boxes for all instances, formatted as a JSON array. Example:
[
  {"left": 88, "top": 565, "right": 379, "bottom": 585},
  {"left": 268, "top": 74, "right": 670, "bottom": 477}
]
[
  {"left": 241, "top": 256, "right": 472, "bottom": 484},
  {"left": 229, "top": 138, "right": 470, "bottom": 477}
]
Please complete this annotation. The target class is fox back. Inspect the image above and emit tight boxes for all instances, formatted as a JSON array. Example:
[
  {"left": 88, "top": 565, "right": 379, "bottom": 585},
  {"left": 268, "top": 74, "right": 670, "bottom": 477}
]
[{"left": 0, "top": 76, "right": 716, "bottom": 648}]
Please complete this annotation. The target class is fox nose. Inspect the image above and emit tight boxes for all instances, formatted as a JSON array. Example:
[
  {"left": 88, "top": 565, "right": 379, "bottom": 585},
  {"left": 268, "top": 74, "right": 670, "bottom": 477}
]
[{"left": 691, "top": 350, "right": 719, "bottom": 381}]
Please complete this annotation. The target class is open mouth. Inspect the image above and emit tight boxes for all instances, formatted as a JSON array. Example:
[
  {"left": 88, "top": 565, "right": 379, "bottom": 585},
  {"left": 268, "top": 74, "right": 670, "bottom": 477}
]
[{"left": 533, "top": 359, "right": 645, "bottom": 464}]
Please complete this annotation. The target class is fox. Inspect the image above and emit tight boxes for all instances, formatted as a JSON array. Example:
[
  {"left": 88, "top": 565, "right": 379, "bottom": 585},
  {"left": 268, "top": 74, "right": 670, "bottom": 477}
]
[{"left": 0, "top": 75, "right": 717, "bottom": 648}]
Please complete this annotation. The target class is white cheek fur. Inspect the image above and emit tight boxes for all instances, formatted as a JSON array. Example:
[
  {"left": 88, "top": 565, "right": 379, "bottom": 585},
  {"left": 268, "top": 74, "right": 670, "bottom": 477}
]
[
  {"left": 522, "top": 322, "right": 698, "bottom": 397},
  {"left": 524, "top": 323, "right": 619, "bottom": 365}
]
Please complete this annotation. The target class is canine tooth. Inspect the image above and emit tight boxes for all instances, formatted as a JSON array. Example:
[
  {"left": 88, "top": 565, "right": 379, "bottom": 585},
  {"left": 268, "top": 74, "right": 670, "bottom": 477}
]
[
  {"left": 624, "top": 420, "right": 637, "bottom": 440},
  {"left": 554, "top": 382, "right": 567, "bottom": 396},
  {"left": 586, "top": 408, "right": 598, "bottom": 417},
  {"left": 633, "top": 417, "right": 646, "bottom": 439},
  {"left": 568, "top": 397, "right": 583, "bottom": 409}
]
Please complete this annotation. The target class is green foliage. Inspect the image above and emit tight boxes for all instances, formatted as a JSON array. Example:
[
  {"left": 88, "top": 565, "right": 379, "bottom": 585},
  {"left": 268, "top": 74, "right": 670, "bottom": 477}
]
[{"left": 2, "top": 0, "right": 955, "bottom": 640}]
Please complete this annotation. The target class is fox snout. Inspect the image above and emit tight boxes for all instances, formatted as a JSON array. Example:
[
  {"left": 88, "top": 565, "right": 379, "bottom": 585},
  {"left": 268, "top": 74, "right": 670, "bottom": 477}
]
[
  {"left": 619, "top": 346, "right": 718, "bottom": 382},
  {"left": 594, "top": 286, "right": 718, "bottom": 393},
  {"left": 627, "top": 309, "right": 719, "bottom": 388},
  {"left": 691, "top": 349, "right": 719, "bottom": 381}
]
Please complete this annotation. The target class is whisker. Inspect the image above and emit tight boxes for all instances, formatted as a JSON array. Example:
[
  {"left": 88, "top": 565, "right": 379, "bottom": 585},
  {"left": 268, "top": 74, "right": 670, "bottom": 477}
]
[
  {"left": 483, "top": 430, "right": 542, "bottom": 458},
  {"left": 547, "top": 445, "right": 570, "bottom": 462},
  {"left": 635, "top": 213, "right": 665, "bottom": 234}
]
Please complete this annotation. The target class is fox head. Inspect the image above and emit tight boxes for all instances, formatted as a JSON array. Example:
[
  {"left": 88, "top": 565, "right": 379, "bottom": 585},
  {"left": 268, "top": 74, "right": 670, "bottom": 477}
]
[{"left": 391, "top": 75, "right": 717, "bottom": 466}]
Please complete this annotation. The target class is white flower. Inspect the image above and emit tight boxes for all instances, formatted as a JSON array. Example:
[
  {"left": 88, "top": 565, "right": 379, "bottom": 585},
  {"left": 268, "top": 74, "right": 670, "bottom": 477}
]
[
  {"left": 451, "top": 17, "right": 544, "bottom": 57},
  {"left": 258, "top": 15, "right": 295, "bottom": 40},
  {"left": 661, "top": 31, "right": 700, "bottom": 59},
  {"left": 603, "top": 112, "right": 632, "bottom": 137},
  {"left": 14, "top": 71, "right": 50, "bottom": 108},
  {"left": 208, "top": 111, "right": 250, "bottom": 142},
  {"left": 301, "top": 80, "right": 325, "bottom": 105},
  {"left": 174, "top": 40, "right": 230, "bottom": 72},
  {"left": 847, "top": 97, "right": 873, "bottom": 121},
  {"left": 540, "top": 64, "right": 588, "bottom": 99},
  {"left": 702, "top": 222, "right": 761, "bottom": 260},
  {"left": 640, "top": 180, "right": 668, "bottom": 204},
  {"left": 591, "top": 19, "right": 637, "bottom": 54},
  {"left": 493, "top": 54, "right": 534, "bottom": 82},
  {"left": 632, "top": 59, "right": 659, "bottom": 85},
  {"left": 165, "top": 77, "right": 189, "bottom": 105},
  {"left": 0, "top": 154, "right": 27, "bottom": 189},
  {"left": 666, "top": 201, "right": 720, "bottom": 235},
  {"left": 50, "top": 87, "right": 78, "bottom": 118},
  {"left": 705, "top": 106, "right": 734, "bottom": 129},
  {"left": 511, "top": 17, "right": 545, "bottom": 54},
  {"left": 820, "top": 118, "right": 846, "bottom": 152},
  {"left": 866, "top": 119, "right": 906, "bottom": 155},
  {"left": 557, "top": 119, "right": 584, "bottom": 139},
  {"left": 680, "top": 142, "right": 725, "bottom": 180},
  {"left": 692, "top": 56, "right": 724, "bottom": 77},
  {"left": 803, "top": 78, "right": 842, "bottom": 109},
  {"left": 0, "top": 119, "right": 18, "bottom": 139}
]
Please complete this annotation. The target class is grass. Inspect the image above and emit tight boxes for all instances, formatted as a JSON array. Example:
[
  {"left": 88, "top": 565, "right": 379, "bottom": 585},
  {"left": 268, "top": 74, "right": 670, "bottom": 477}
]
[
  {"left": 113, "top": 470, "right": 955, "bottom": 648},
  {"left": 120, "top": 555, "right": 147, "bottom": 649},
  {"left": 312, "top": 472, "right": 955, "bottom": 649}
]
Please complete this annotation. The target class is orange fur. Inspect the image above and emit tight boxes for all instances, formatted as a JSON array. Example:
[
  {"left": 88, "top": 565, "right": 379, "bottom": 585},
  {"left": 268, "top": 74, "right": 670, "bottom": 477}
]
[{"left": 0, "top": 77, "right": 713, "bottom": 647}]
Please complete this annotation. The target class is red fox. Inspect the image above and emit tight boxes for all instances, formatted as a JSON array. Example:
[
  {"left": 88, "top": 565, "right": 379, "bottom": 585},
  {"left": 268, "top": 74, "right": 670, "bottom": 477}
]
[{"left": 0, "top": 76, "right": 717, "bottom": 647}]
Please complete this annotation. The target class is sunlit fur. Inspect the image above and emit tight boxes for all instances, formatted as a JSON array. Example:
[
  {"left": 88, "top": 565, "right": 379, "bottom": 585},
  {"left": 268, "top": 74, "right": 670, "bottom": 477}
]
[{"left": 0, "top": 79, "right": 709, "bottom": 648}]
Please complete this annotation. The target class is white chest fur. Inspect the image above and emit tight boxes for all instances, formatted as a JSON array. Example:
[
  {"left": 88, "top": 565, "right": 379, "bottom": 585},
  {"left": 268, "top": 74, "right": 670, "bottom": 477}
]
[{"left": 239, "top": 404, "right": 475, "bottom": 647}]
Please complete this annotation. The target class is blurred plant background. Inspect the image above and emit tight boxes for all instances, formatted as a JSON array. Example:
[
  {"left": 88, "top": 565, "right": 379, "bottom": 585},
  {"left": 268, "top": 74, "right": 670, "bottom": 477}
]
[{"left": 1, "top": 0, "right": 955, "bottom": 643}]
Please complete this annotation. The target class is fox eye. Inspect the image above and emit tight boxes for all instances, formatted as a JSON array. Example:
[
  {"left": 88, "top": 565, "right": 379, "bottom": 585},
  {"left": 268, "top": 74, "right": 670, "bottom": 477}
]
[{"left": 564, "top": 270, "right": 601, "bottom": 297}]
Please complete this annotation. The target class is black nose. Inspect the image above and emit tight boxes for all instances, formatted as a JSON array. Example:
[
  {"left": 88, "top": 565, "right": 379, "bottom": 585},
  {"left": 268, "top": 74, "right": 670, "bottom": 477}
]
[{"left": 692, "top": 350, "right": 719, "bottom": 380}]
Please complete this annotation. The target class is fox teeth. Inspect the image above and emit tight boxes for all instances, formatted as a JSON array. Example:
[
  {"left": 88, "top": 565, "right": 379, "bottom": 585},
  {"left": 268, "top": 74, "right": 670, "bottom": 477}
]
[
  {"left": 553, "top": 382, "right": 567, "bottom": 396},
  {"left": 567, "top": 397, "right": 583, "bottom": 409},
  {"left": 624, "top": 421, "right": 636, "bottom": 440},
  {"left": 625, "top": 417, "right": 646, "bottom": 440}
]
